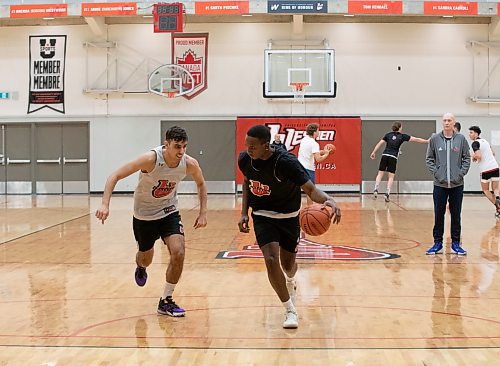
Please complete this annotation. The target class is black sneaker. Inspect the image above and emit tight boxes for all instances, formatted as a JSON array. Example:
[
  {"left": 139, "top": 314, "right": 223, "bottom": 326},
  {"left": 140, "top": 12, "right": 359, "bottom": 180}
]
[
  {"left": 157, "top": 297, "right": 185, "bottom": 317},
  {"left": 384, "top": 193, "right": 390, "bottom": 202},
  {"left": 373, "top": 189, "right": 378, "bottom": 199},
  {"left": 135, "top": 266, "right": 147, "bottom": 287}
]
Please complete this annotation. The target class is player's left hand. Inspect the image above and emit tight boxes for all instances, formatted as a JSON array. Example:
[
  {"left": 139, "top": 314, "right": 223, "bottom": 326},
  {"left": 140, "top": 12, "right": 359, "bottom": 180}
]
[
  {"left": 323, "top": 198, "right": 341, "bottom": 224},
  {"left": 193, "top": 213, "right": 207, "bottom": 229}
]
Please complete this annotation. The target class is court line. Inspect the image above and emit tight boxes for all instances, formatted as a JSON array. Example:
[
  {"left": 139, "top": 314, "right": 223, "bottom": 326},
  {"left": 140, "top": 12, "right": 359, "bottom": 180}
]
[
  {"left": 1, "top": 344, "right": 499, "bottom": 350},
  {"left": 63, "top": 303, "right": 500, "bottom": 337},
  {"left": 0, "top": 213, "right": 90, "bottom": 246}
]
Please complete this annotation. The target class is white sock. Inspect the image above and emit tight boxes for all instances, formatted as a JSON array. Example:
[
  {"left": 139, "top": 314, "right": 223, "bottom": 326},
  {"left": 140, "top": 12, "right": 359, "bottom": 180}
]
[
  {"left": 374, "top": 184, "right": 379, "bottom": 190},
  {"left": 283, "top": 299, "right": 296, "bottom": 313},
  {"left": 285, "top": 274, "right": 295, "bottom": 283},
  {"left": 162, "top": 282, "right": 176, "bottom": 299}
]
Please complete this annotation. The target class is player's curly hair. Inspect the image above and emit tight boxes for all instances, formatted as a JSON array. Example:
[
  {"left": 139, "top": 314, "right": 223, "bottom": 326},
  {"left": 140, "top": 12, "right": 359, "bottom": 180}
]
[
  {"left": 165, "top": 126, "right": 188, "bottom": 142},
  {"left": 306, "top": 123, "right": 319, "bottom": 136}
]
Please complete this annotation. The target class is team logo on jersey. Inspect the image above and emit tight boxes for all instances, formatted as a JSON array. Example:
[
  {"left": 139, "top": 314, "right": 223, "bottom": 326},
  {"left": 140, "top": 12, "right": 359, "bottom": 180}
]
[
  {"left": 249, "top": 180, "right": 271, "bottom": 196},
  {"left": 217, "top": 239, "right": 400, "bottom": 260},
  {"left": 152, "top": 180, "right": 176, "bottom": 198}
]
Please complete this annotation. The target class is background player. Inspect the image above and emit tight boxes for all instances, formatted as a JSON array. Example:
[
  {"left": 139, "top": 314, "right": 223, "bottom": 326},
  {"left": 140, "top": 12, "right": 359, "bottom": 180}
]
[
  {"left": 468, "top": 125, "right": 500, "bottom": 217},
  {"left": 238, "top": 124, "right": 341, "bottom": 329},
  {"left": 370, "top": 121, "right": 429, "bottom": 202},
  {"left": 95, "top": 126, "right": 207, "bottom": 317},
  {"left": 298, "top": 123, "right": 331, "bottom": 205}
]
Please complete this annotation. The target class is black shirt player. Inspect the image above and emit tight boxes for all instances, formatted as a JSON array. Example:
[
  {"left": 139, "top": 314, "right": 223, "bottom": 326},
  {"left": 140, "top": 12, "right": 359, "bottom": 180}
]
[
  {"left": 238, "top": 124, "right": 341, "bottom": 329},
  {"left": 370, "top": 121, "right": 428, "bottom": 202}
]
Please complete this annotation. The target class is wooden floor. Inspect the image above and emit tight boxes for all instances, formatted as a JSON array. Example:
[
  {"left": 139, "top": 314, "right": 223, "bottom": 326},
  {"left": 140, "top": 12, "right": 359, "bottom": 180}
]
[{"left": 0, "top": 194, "right": 499, "bottom": 365}]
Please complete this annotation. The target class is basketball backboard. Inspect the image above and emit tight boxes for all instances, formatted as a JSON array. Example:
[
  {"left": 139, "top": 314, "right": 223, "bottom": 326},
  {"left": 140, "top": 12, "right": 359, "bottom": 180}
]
[
  {"left": 148, "top": 64, "right": 194, "bottom": 98},
  {"left": 263, "top": 49, "right": 336, "bottom": 98}
]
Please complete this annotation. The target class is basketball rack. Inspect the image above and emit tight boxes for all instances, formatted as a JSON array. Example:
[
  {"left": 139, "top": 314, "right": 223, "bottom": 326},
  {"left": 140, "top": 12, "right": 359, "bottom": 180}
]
[{"left": 290, "top": 82, "right": 309, "bottom": 103}]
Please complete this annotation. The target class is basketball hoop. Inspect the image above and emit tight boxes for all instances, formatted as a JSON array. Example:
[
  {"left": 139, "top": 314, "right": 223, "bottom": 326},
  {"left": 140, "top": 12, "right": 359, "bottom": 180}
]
[{"left": 290, "top": 82, "right": 309, "bottom": 103}]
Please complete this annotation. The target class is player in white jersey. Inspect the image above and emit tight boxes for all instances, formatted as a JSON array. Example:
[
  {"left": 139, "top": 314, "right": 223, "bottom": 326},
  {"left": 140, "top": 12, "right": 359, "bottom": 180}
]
[
  {"left": 468, "top": 126, "right": 500, "bottom": 217},
  {"left": 96, "top": 126, "right": 207, "bottom": 316}
]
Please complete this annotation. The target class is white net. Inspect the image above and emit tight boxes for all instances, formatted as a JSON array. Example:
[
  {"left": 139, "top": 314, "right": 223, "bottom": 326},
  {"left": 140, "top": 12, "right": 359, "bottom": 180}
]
[{"left": 291, "top": 83, "right": 308, "bottom": 103}]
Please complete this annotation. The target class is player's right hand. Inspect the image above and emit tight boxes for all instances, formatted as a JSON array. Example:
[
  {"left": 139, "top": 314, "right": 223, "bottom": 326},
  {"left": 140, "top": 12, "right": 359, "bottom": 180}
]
[
  {"left": 238, "top": 214, "right": 250, "bottom": 233},
  {"left": 95, "top": 205, "right": 109, "bottom": 224},
  {"left": 370, "top": 153, "right": 376, "bottom": 160}
]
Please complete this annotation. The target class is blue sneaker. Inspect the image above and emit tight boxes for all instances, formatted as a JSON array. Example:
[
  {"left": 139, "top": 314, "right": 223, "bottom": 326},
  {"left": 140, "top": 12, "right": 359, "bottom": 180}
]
[
  {"left": 135, "top": 266, "right": 147, "bottom": 287},
  {"left": 451, "top": 242, "right": 467, "bottom": 255},
  {"left": 426, "top": 242, "right": 443, "bottom": 255},
  {"left": 157, "top": 297, "right": 185, "bottom": 317}
]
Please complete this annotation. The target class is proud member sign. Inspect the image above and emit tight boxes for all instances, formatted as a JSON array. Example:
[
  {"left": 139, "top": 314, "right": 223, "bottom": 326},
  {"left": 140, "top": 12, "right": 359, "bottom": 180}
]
[{"left": 28, "top": 35, "right": 66, "bottom": 114}]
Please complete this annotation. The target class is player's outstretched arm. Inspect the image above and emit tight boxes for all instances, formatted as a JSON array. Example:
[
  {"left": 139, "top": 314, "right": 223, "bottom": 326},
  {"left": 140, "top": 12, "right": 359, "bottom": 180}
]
[
  {"left": 186, "top": 155, "right": 207, "bottom": 229},
  {"left": 409, "top": 136, "right": 429, "bottom": 143},
  {"left": 370, "top": 140, "right": 385, "bottom": 159},
  {"left": 95, "top": 151, "right": 156, "bottom": 224},
  {"left": 301, "top": 181, "right": 341, "bottom": 224},
  {"left": 238, "top": 178, "right": 250, "bottom": 233}
]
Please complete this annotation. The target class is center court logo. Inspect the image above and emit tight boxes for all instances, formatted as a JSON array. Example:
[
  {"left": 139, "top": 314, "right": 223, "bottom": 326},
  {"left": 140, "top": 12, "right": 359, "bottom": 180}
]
[{"left": 217, "top": 239, "right": 400, "bottom": 260}]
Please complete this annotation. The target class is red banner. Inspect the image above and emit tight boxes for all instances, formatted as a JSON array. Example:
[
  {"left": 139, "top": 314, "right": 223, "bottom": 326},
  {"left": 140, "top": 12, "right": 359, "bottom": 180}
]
[
  {"left": 195, "top": 1, "right": 249, "bottom": 14},
  {"left": 81, "top": 2, "right": 137, "bottom": 16},
  {"left": 423, "top": 2, "right": 477, "bottom": 15},
  {"left": 10, "top": 4, "right": 68, "bottom": 18},
  {"left": 236, "top": 117, "right": 361, "bottom": 185},
  {"left": 348, "top": 1, "right": 402, "bottom": 14}
]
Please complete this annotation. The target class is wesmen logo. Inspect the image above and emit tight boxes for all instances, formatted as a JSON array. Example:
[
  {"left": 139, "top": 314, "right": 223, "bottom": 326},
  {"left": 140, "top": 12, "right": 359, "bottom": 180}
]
[
  {"left": 152, "top": 180, "right": 176, "bottom": 198},
  {"left": 249, "top": 180, "right": 271, "bottom": 196}
]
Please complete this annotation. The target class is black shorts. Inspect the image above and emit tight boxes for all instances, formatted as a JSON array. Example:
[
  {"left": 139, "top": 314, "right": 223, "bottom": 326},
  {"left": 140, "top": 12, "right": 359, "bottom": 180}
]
[
  {"left": 481, "top": 168, "right": 500, "bottom": 182},
  {"left": 251, "top": 213, "right": 300, "bottom": 253},
  {"left": 133, "top": 212, "right": 184, "bottom": 252},
  {"left": 379, "top": 155, "right": 398, "bottom": 174}
]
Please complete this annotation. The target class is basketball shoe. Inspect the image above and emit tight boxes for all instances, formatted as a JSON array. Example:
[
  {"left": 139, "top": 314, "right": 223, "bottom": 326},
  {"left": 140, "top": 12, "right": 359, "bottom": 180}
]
[
  {"left": 157, "top": 296, "right": 185, "bottom": 317},
  {"left": 426, "top": 241, "right": 443, "bottom": 255},
  {"left": 451, "top": 242, "right": 467, "bottom": 255},
  {"left": 384, "top": 193, "right": 390, "bottom": 202},
  {"left": 135, "top": 266, "right": 147, "bottom": 287},
  {"left": 283, "top": 310, "right": 298, "bottom": 329},
  {"left": 373, "top": 189, "right": 378, "bottom": 199},
  {"left": 286, "top": 279, "right": 297, "bottom": 304}
]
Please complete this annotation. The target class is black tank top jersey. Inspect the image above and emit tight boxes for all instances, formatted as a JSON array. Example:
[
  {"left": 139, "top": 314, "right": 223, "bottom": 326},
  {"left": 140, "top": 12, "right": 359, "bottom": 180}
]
[
  {"left": 382, "top": 132, "right": 411, "bottom": 157},
  {"left": 238, "top": 150, "right": 310, "bottom": 214}
]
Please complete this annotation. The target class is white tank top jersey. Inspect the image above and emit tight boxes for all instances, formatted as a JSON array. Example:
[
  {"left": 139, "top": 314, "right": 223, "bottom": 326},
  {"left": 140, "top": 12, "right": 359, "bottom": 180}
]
[
  {"left": 475, "top": 138, "right": 499, "bottom": 173},
  {"left": 133, "top": 146, "right": 187, "bottom": 220},
  {"left": 298, "top": 135, "right": 320, "bottom": 171}
]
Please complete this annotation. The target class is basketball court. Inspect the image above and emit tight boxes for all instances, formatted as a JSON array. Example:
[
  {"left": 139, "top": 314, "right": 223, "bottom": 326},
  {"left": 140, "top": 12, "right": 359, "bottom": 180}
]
[{"left": 0, "top": 193, "right": 498, "bottom": 364}]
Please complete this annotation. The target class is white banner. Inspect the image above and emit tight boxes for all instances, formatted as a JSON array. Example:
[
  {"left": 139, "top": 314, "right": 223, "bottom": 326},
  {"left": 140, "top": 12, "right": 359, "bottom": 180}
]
[
  {"left": 172, "top": 33, "right": 208, "bottom": 100},
  {"left": 28, "top": 35, "right": 66, "bottom": 114}
]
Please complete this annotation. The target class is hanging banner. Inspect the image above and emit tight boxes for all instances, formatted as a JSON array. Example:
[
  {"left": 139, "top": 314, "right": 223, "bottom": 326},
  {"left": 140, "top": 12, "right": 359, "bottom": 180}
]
[
  {"left": 236, "top": 117, "right": 362, "bottom": 185},
  {"left": 348, "top": 1, "right": 402, "bottom": 14},
  {"left": 195, "top": 1, "right": 249, "bottom": 14},
  {"left": 28, "top": 35, "right": 66, "bottom": 114},
  {"left": 423, "top": 2, "right": 477, "bottom": 15},
  {"left": 81, "top": 2, "right": 137, "bottom": 16},
  {"left": 171, "top": 33, "right": 208, "bottom": 100},
  {"left": 10, "top": 4, "right": 67, "bottom": 18}
]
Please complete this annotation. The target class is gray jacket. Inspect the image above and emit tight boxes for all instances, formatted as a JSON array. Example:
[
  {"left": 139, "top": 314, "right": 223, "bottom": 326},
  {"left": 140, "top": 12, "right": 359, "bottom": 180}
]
[{"left": 426, "top": 131, "right": 470, "bottom": 188}]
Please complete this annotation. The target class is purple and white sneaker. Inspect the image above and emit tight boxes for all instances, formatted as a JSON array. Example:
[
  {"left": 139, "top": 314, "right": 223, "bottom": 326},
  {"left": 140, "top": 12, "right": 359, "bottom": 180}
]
[{"left": 157, "top": 297, "right": 185, "bottom": 317}]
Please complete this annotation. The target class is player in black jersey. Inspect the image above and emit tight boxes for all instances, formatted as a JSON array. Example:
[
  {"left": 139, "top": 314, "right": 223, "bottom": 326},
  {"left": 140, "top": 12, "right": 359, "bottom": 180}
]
[
  {"left": 238, "top": 125, "right": 341, "bottom": 329},
  {"left": 370, "top": 121, "right": 429, "bottom": 202}
]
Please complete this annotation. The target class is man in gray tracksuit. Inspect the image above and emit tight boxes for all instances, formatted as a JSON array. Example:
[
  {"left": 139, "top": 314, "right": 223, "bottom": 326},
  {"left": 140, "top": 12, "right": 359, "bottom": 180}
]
[{"left": 425, "top": 113, "right": 471, "bottom": 255}]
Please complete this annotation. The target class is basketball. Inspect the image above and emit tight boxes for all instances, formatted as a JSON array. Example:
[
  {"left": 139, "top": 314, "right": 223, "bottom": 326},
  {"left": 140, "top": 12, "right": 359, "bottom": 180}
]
[
  {"left": 325, "top": 143, "right": 336, "bottom": 154},
  {"left": 299, "top": 204, "right": 332, "bottom": 236}
]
